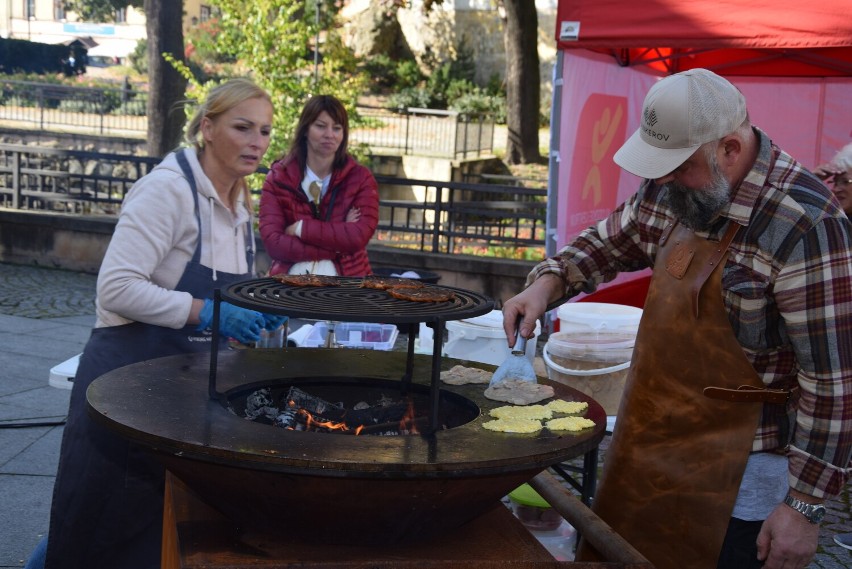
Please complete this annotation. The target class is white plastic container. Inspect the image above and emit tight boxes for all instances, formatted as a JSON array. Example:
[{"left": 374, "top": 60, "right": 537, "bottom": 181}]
[
  {"left": 444, "top": 309, "right": 540, "bottom": 366},
  {"left": 543, "top": 331, "right": 635, "bottom": 416},
  {"left": 531, "top": 521, "right": 577, "bottom": 561},
  {"left": 303, "top": 322, "right": 399, "bottom": 350},
  {"left": 556, "top": 302, "right": 642, "bottom": 336}
]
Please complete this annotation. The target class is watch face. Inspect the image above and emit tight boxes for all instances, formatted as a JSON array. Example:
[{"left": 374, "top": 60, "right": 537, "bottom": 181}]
[{"left": 811, "top": 506, "right": 827, "bottom": 524}]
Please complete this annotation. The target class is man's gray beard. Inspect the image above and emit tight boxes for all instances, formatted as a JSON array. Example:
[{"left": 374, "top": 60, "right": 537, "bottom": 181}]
[{"left": 662, "top": 158, "right": 731, "bottom": 230}]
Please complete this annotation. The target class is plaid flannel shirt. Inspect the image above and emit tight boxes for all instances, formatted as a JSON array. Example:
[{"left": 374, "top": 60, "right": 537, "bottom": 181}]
[{"left": 530, "top": 128, "right": 852, "bottom": 498}]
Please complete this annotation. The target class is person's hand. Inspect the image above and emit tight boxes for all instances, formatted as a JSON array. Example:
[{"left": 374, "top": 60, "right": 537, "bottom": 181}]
[
  {"left": 261, "top": 313, "right": 288, "bottom": 331},
  {"left": 501, "top": 274, "right": 564, "bottom": 347},
  {"left": 197, "top": 299, "right": 265, "bottom": 344},
  {"left": 812, "top": 162, "right": 844, "bottom": 181},
  {"left": 755, "top": 502, "right": 819, "bottom": 569},
  {"left": 346, "top": 207, "right": 361, "bottom": 222},
  {"left": 285, "top": 221, "right": 300, "bottom": 236}
]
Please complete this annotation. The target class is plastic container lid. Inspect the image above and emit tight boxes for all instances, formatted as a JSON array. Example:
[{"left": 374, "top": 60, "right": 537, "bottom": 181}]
[
  {"left": 508, "top": 483, "right": 551, "bottom": 509},
  {"left": 446, "top": 310, "right": 541, "bottom": 338},
  {"left": 557, "top": 302, "right": 642, "bottom": 332}
]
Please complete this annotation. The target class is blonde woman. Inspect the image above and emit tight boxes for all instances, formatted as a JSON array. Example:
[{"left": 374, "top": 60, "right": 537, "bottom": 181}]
[{"left": 29, "top": 78, "right": 282, "bottom": 569}]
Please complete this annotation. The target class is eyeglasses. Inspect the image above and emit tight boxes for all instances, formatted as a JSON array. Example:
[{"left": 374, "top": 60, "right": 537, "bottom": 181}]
[{"left": 830, "top": 175, "right": 852, "bottom": 188}]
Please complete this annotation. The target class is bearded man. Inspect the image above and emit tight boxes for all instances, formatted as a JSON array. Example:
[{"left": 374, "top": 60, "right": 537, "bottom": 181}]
[{"left": 503, "top": 69, "right": 852, "bottom": 569}]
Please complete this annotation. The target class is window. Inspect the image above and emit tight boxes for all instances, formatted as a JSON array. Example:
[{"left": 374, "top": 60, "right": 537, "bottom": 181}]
[
  {"left": 115, "top": 8, "right": 127, "bottom": 23},
  {"left": 53, "top": 0, "right": 65, "bottom": 20},
  {"left": 200, "top": 5, "right": 211, "bottom": 22},
  {"left": 25, "top": 0, "right": 35, "bottom": 19}
]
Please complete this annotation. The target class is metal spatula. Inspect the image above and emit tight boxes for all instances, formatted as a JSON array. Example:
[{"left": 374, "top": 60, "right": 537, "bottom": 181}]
[{"left": 489, "top": 318, "right": 537, "bottom": 387}]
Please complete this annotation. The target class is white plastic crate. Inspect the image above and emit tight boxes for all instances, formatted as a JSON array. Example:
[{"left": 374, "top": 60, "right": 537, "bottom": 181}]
[
  {"left": 302, "top": 322, "right": 399, "bottom": 351},
  {"left": 49, "top": 353, "right": 80, "bottom": 390}
]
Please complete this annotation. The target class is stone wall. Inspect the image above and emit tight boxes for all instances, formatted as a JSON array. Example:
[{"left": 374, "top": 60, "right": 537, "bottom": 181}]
[{"left": 0, "top": 209, "right": 534, "bottom": 306}]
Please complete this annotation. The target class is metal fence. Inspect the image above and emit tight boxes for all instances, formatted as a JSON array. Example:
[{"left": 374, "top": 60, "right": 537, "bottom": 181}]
[
  {"left": 352, "top": 106, "right": 495, "bottom": 159},
  {"left": 374, "top": 175, "right": 545, "bottom": 255},
  {"left": 0, "top": 79, "right": 147, "bottom": 136},
  {"left": 0, "top": 144, "right": 545, "bottom": 255},
  {"left": 0, "top": 82, "right": 494, "bottom": 159},
  {"left": 0, "top": 143, "right": 159, "bottom": 214}
]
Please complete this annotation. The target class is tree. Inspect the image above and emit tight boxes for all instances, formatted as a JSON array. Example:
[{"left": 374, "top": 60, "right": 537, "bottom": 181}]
[
  {"left": 144, "top": 0, "right": 187, "bottom": 157},
  {"left": 66, "top": 0, "right": 186, "bottom": 156},
  {"left": 188, "top": 0, "right": 367, "bottom": 160},
  {"left": 500, "top": 0, "right": 543, "bottom": 165},
  {"left": 415, "top": 0, "right": 542, "bottom": 165}
]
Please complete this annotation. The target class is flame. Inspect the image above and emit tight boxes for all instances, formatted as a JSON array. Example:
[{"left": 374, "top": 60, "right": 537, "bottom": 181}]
[
  {"left": 299, "top": 408, "right": 349, "bottom": 432},
  {"left": 286, "top": 398, "right": 365, "bottom": 434},
  {"left": 399, "top": 399, "right": 419, "bottom": 435}
]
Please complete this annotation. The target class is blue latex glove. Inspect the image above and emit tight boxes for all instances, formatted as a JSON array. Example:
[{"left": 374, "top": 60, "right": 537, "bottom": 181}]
[
  {"left": 261, "top": 314, "right": 288, "bottom": 331},
  {"left": 197, "top": 299, "right": 264, "bottom": 344}
]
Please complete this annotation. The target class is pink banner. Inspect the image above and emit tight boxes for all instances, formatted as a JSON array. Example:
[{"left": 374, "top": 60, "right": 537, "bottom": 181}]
[{"left": 556, "top": 50, "right": 852, "bottom": 251}]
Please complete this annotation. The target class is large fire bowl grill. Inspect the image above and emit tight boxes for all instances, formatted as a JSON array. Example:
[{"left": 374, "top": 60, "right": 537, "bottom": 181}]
[{"left": 87, "top": 349, "right": 607, "bottom": 545}]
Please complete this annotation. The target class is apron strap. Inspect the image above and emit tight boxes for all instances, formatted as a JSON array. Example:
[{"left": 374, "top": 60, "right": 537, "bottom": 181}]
[
  {"left": 690, "top": 221, "right": 742, "bottom": 318},
  {"left": 175, "top": 149, "right": 204, "bottom": 266}
]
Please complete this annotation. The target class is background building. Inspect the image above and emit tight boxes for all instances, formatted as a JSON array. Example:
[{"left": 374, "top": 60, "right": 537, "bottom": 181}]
[{"left": 0, "top": 0, "right": 214, "bottom": 64}]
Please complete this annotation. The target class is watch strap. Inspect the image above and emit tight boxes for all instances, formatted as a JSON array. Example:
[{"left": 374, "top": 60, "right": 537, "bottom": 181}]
[{"left": 784, "top": 494, "right": 826, "bottom": 523}]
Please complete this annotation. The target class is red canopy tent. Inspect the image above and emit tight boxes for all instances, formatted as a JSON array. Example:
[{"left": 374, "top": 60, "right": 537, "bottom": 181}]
[
  {"left": 554, "top": 0, "right": 852, "bottom": 77},
  {"left": 549, "top": 0, "right": 852, "bottom": 309}
]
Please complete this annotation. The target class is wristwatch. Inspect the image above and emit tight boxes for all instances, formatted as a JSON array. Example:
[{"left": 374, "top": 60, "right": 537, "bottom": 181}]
[{"left": 783, "top": 494, "right": 827, "bottom": 524}]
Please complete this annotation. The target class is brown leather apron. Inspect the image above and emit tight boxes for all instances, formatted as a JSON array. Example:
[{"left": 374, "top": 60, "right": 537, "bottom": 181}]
[{"left": 577, "top": 221, "right": 775, "bottom": 568}]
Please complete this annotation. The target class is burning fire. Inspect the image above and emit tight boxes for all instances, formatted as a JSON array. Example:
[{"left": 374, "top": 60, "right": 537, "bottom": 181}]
[
  {"left": 286, "top": 400, "right": 366, "bottom": 435},
  {"left": 399, "top": 399, "right": 419, "bottom": 435},
  {"left": 240, "top": 386, "right": 422, "bottom": 435}
]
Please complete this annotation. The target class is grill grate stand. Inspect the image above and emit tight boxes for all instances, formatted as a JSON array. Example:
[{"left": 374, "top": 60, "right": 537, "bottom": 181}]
[{"left": 207, "top": 278, "right": 495, "bottom": 433}]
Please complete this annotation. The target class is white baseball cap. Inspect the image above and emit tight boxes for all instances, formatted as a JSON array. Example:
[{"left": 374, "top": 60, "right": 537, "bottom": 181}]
[{"left": 614, "top": 69, "right": 747, "bottom": 180}]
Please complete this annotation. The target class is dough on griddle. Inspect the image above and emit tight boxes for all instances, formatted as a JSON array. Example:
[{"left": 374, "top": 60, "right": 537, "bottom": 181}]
[
  {"left": 440, "top": 365, "right": 492, "bottom": 385},
  {"left": 546, "top": 399, "right": 589, "bottom": 415},
  {"left": 545, "top": 416, "right": 596, "bottom": 432},
  {"left": 484, "top": 379, "right": 554, "bottom": 405},
  {"left": 490, "top": 404, "right": 552, "bottom": 421},
  {"left": 482, "top": 418, "right": 543, "bottom": 433}
]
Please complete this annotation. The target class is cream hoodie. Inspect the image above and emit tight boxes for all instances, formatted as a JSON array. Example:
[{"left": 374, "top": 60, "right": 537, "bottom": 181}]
[{"left": 95, "top": 148, "right": 254, "bottom": 329}]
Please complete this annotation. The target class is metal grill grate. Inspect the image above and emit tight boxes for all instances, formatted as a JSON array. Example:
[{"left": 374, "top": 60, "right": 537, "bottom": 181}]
[{"left": 221, "top": 277, "right": 494, "bottom": 324}]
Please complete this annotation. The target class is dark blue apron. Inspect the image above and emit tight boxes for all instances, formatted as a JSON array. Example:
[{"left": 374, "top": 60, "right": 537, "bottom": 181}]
[{"left": 44, "top": 150, "right": 253, "bottom": 569}]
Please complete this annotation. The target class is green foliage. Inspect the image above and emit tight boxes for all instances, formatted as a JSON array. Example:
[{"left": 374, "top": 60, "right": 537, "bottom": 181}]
[
  {"left": 185, "top": 18, "right": 233, "bottom": 65},
  {"left": 0, "top": 72, "right": 143, "bottom": 116},
  {"left": 363, "top": 54, "right": 396, "bottom": 90},
  {"left": 378, "top": 36, "right": 506, "bottom": 124},
  {"left": 363, "top": 55, "right": 423, "bottom": 92},
  {"left": 394, "top": 59, "right": 423, "bottom": 90},
  {"left": 128, "top": 38, "right": 147, "bottom": 75},
  {"left": 386, "top": 87, "right": 431, "bottom": 110},
  {"left": 111, "top": 99, "right": 146, "bottom": 116},
  {"left": 183, "top": 0, "right": 369, "bottom": 161},
  {"left": 450, "top": 91, "right": 507, "bottom": 123}
]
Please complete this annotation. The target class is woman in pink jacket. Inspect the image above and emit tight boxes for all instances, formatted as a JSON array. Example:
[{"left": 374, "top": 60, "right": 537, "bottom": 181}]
[{"left": 260, "top": 95, "right": 378, "bottom": 277}]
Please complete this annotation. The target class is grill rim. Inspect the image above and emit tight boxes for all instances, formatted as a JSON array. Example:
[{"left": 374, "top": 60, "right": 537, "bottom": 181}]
[{"left": 86, "top": 349, "right": 607, "bottom": 478}]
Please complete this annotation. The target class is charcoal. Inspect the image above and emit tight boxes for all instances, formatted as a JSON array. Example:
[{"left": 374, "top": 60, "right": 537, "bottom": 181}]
[
  {"left": 285, "top": 386, "right": 344, "bottom": 417},
  {"left": 243, "top": 388, "right": 280, "bottom": 422},
  {"left": 343, "top": 402, "right": 409, "bottom": 426}
]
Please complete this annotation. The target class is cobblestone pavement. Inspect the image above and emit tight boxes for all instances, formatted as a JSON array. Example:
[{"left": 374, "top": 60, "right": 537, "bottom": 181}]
[
  {"left": 0, "top": 263, "right": 97, "bottom": 318},
  {"left": 1, "top": 262, "right": 850, "bottom": 567}
]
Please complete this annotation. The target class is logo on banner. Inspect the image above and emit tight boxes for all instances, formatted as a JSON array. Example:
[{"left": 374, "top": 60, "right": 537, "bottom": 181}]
[{"left": 565, "top": 94, "right": 628, "bottom": 237}]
